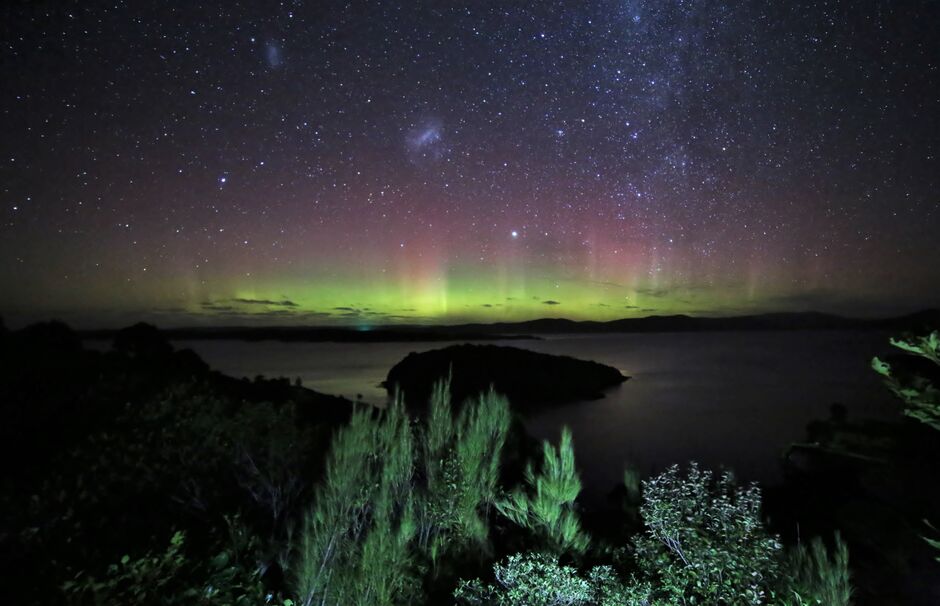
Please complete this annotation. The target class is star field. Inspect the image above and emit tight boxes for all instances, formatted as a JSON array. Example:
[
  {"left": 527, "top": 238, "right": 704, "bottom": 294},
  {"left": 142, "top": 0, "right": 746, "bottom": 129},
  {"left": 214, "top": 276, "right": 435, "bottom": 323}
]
[{"left": 1, "top": 1, "right": 938, "bottom": 326}]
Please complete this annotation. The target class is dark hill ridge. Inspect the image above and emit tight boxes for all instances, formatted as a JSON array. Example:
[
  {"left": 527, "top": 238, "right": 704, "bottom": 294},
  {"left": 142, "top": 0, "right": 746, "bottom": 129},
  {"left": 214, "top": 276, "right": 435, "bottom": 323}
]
[
  {"left": 444, "top": 309, "right": 940, "bottom": 334},
  {"left": 383, "top": 344, "right": 628, "bottom": 411},
  {"left": 74, "top": 309, "right": 939, "bottom": 342},
  {"left": 80, "top": 325, "right": 538, "bottom": 343}
]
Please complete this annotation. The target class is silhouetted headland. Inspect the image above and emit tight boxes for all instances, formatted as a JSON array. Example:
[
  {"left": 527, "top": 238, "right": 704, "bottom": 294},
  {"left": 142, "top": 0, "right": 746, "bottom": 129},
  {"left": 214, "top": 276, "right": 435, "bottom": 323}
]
[{"left": 383, "top": 343, "right": 628, "bottom": 411}]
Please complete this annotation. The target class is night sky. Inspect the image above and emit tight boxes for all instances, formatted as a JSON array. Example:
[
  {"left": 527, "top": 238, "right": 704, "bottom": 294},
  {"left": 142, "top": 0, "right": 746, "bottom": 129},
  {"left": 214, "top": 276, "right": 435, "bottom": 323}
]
[{"left": 2, "top": 1, "right": 938, "bottom": 327}]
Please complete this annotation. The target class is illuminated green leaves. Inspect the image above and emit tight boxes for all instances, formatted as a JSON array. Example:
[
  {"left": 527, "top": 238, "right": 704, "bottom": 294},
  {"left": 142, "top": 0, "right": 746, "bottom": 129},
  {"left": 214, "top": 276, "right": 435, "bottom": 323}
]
[
  {"left": 874, "top": 330, "right": 940, "bottom": 431},
  {"left": 634, "top": 463, "right": 782, "bottom": 605},
  {"left": 294, "top": 383, "right": 512, "bottom": 606},
  {"left": 496, "top": 427, "right": 590, "bottom": 555}
]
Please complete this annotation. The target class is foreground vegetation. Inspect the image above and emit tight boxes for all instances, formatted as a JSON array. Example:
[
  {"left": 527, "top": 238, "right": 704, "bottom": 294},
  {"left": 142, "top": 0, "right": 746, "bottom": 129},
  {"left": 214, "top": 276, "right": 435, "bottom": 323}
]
[{"left": 1, "top": 320, "right": 937, "bottom": 604}]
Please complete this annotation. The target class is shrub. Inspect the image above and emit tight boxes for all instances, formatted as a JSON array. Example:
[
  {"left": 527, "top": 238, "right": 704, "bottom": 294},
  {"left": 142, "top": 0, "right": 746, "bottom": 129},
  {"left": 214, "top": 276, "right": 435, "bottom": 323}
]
[
  {"left": 634, "top": 463, "right": 782, "bottom": 605},
  {"left": 63, "top": 531, "right": 189, "bottom": 605},
  {"left": 588, "top": 566, "right": 654, "bottom": 606},
  {"left": 62, "top": 527, "right": 270, "bottom": 606},
  {"left": 454, "top": 552, "right": 594, "bottom": 606},
  {"left": 453, "top": 552, "right": 652, "bottom": 606}
]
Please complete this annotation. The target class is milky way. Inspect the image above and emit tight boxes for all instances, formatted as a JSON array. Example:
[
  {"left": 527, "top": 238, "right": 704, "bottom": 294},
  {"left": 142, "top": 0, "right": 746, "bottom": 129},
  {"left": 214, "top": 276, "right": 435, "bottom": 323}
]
[{"left": 1, "top": 1, "right": 938, "bottom": 327}]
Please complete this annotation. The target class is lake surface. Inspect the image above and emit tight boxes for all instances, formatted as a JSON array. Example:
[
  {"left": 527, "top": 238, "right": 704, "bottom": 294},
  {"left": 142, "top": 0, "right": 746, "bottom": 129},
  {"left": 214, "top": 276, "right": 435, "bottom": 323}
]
[{"left": 176, "top": 331, "right": 901, "bottom": 500}]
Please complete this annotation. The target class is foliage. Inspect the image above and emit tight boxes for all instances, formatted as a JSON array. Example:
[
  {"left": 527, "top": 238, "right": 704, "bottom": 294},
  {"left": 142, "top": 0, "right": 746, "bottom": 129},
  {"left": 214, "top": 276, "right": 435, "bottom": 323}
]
[
  {"left": 588, "top": 566, "right": 655, "bottom": 606},
  {"left": 293, "top": 383, "right": 513, "bottom": 605},
  {"left": 417, "top": 380, "right": 511, "bottom": 563},
  {"left": 872, "top": 330, "right": 940, "bottom": 563},
  {"left": 454, "top": 552, "right": 652, "bottom": 606},
  {"left": 497, "top": 427, "right": 590, "bottom": 555},
  {"left": 293, "top": 398, "right": 417, "bottom": 606},
  {"left": 63, "top": 530, "right": 189, "bottom": 605},
  {"left": 135, "top": 382, "right": 317, "bottom": 526},
  {"left": 229, "top": 400, "right": 315, "bottom": 537},
  {"left": 633, "top": 463, "right": 782, "bottom": 605},
  {"left": 924, "top": 521, "right": 940, "bottom": 564},
  {"left": 776, "top": 533, "right": 852, "bottom": 606},
  {"left": 62, "top": 526, "right": 271, "bottom": 606},
  {"left": 621, "top": 466, "right": 643, "bottom": 528},
  {"left": 872, "top": 331, "right": 940, "bottom": 431},
  {"left": 0, "top": 323, "right": 341, "bottom": 604},
  {"left": 454, "top": 552, "right": 594, "bottom": 606},
  {"left": 23, "top": 380, "right": 317, "bottom": 583}
]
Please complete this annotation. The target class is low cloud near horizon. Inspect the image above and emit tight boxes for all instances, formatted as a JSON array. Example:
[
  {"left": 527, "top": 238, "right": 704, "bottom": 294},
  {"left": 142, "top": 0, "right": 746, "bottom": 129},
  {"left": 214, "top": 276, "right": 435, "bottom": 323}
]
[{"left": 231, "top": 298, "right": 298, "bottom": 307}]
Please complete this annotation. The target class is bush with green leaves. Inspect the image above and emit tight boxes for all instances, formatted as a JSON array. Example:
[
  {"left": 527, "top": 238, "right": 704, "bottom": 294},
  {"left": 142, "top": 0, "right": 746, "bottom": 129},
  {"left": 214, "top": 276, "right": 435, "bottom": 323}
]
[
  {"left": 454, "top": 552, "right": 594, "bottom": 606},
  {"left": 453, "top": 552, "right": 653, "bottom": 606},
  {"left": 11, "top": 378, "right": 320, "bottom": 605},
  {"left": 62, "top": 525, "right": 273, "bottom": 606},
  {"left": 496, "top": 427, "right": 589, "bottom": 555},
  {"left": 63, "top": 530, "right": 189, "bottom": 605},
  {"left": 633, "top": 463, "right": 782, "bottom": 605},
  {"left": 588, "top": 566, "right": 654, "bottom": 606}
]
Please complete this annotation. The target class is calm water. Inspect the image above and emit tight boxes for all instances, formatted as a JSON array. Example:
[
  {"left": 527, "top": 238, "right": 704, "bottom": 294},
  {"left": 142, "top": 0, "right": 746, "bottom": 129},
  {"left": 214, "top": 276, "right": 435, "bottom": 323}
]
[{"left": 176, "top": 331, "right": 900, "bottom": 499}]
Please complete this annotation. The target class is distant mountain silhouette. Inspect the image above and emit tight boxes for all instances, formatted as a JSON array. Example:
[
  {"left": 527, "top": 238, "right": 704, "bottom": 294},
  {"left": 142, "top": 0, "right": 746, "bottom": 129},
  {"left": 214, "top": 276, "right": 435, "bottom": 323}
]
[
  {"left": 80, "top": 326, "right": 538, "bottom": 343},
  {"left": 77, "top": 309, "right": 939, "bottom": 342},
  {"left": 444, "top": 309, "right": 940, "bottom": 334}
]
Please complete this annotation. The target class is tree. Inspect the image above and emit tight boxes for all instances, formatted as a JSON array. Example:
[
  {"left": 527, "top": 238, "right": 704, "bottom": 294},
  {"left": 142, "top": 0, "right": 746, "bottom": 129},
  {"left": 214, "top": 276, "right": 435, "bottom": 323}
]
[
  {"left": 496, "top": 427, "right": 589, "bottom": 556},
  {"left": 416, "top": 381, "right": 511, "bottom": 564},
  {"left": 293, "top": 383, "right": 512, "bottom": 605},
  {"left": 293, "top": 399, "right": 417, "bottom": 606}
]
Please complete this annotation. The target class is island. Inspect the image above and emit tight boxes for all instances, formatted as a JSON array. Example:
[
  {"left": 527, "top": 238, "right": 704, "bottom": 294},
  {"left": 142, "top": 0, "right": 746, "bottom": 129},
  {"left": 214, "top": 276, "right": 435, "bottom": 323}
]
[{"left": 383, "top": 343, "right": 629, "bottom": 411}]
